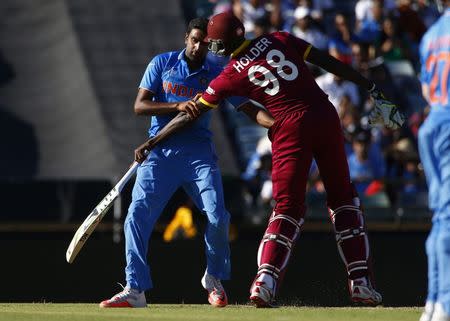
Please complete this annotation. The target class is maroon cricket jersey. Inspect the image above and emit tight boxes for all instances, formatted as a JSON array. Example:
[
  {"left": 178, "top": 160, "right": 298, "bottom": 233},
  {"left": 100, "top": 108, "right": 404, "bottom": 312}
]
[{"left": 200, "top": 31, "right": 329, "bottom": 118}]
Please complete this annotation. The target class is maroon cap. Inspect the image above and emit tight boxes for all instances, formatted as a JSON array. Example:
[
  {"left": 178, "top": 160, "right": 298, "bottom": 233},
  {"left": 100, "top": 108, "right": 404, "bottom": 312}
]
[{"left": 206, "top": 12, "right": 245, "bottom": 43}]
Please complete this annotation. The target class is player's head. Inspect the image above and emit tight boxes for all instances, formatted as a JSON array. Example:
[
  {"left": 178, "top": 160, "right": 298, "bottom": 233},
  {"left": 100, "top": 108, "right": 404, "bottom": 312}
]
[
  {"left": 185, "top": 17, "right": 209, "bottom": 63},
  {"left": 205, "top": 12, "right": 245, "bottom": 57}
]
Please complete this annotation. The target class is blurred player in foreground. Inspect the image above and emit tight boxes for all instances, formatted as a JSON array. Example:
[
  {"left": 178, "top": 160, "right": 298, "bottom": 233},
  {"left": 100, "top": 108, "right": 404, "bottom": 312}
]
[
  {"left": 100, "top": 17, "right": 271, "bottom": 308},
  {"left": 134, "top": 12, "right": 405, "bottom": 307},
  {"left": 418, "top": 2, "right": 450, "bottom": 321}
]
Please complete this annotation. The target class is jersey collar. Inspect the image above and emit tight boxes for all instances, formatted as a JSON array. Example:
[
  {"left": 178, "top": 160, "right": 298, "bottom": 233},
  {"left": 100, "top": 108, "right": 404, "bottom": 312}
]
[
  {"left": 178, "top": 49, "right": 210, "bottom": 72},
  {"left": 231, "top": 39, "right": 251, "bottom": 58}
]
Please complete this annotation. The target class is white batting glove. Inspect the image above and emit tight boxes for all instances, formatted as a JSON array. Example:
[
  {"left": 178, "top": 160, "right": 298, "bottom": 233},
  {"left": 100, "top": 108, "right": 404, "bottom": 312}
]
[{"left": 368, "top": 85, "right": 406, "bottom": 130}]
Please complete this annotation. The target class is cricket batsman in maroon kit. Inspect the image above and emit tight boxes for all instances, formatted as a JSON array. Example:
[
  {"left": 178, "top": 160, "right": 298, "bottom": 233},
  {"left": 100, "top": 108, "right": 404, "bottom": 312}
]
[{"left": 134, "top": 12, "right": 405, "bottom": 307}]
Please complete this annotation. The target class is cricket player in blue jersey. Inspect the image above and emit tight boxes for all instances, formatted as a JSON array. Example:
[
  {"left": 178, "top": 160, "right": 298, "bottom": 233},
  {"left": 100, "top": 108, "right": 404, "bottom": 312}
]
[
  {"left": 418, "top": 2, "right": 450, "bottom": 321},
  {"left": 99, "top": 18, "right": 270, "bottom": 308}
]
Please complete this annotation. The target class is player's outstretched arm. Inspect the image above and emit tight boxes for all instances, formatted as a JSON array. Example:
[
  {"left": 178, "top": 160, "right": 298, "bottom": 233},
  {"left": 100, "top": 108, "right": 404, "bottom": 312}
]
[
  {"left": 306, "top": 46, "right": 405, "bottom": 129},
  {"left": 306, "top": 46, "right": 373, "bottom": 90},
  {"left": 134, "top": 98, "right": 212, "bottom": 162},
  {"left": 238, "top": 103, "right": 275, "bottom": 129},
  {"left": 134, "top": 88, "right": 205, "bottom": 116}
]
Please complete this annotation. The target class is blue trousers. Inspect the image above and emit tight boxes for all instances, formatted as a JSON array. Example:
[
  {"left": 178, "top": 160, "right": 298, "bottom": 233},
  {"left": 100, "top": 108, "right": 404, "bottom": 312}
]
[
  {"left": 124, "top": 147, "right": 231, "bottom": 292},
  {"left": 419, "top": 112, "right": 450, "bottom": 314}
]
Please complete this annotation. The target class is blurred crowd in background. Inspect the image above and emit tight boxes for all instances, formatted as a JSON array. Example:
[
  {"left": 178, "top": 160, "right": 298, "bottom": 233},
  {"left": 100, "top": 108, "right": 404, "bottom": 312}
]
[{"left": 173, "top": 0, "right": 438, "bottom": 229}]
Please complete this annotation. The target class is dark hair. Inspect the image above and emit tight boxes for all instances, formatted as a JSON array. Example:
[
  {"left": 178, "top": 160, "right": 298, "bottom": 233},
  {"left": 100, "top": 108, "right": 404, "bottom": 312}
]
[{"left": 187, "top": 17, "right": 209, "bottom": 34}]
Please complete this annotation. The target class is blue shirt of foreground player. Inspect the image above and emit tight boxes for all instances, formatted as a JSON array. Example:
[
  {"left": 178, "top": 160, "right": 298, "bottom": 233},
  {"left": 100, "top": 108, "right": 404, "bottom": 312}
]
[
  {"left": 140, "top": 50, "right": 243, "bottom": 154},
  {"left": 419, "top": 8, "right": 450, "bottom": 113}
]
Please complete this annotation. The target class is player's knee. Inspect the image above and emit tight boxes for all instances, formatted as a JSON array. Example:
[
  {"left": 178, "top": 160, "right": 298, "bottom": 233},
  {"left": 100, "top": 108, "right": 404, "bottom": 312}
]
[
  {"left": 435, "top": 231, "right": 450, "bottom": 257},
  {"left": 125, "top": 200, "right": 151, "bottom": 225},
  {"left": 274, "top": 199, "right": 305, "bottom": 220},
  {"left": 426, "top": 232, "right": 437, "bottom": 256}
]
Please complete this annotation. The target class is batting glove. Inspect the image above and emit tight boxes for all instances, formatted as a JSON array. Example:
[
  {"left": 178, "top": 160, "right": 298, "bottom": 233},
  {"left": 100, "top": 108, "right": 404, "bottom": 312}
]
[{"left": 368, "top": 85, "right": 406, "bottom": 130}]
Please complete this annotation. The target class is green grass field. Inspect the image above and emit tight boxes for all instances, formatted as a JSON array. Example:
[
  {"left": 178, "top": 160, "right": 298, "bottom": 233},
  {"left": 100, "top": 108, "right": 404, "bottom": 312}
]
[{"left": 0, "top": 304, "right": 422, "bottom": 321}]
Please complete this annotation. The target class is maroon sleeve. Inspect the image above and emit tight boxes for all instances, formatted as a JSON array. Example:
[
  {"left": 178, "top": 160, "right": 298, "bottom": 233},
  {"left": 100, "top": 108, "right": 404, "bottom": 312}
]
[
  {"left": 199, "top": 72, "right": 235, "bottom": 108},
  {"left": 273, "top": 31, "right": 313, "bottom": 60}
]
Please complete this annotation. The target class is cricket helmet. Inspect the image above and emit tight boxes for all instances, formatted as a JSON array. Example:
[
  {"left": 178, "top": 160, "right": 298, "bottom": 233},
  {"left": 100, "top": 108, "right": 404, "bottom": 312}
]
[{"left": 206, "top": 12, "right": 245, "bottom": 56}]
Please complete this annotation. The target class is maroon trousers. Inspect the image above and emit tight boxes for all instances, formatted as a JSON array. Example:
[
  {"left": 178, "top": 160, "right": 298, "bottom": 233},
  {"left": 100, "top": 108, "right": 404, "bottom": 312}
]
[{"left": 257, "top": 102, "right": 370, "bottom": 292}]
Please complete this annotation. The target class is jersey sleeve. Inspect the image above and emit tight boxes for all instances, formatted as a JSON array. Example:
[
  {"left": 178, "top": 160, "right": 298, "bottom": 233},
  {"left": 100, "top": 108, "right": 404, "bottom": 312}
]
[
  {"left": 274, "top": 31, "right": 313, "bottom": 60},
  {"left": 419, "top": 35, "right": 430, "bottom": 85},
  {"left": 139, "top": 54, "right": 166, "bottom": 93},
  {"left": 199, "top": 74, "right": 235, "bottom": 109}
]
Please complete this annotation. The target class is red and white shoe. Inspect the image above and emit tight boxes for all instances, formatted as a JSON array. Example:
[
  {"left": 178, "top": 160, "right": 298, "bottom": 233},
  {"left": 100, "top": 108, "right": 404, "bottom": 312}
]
[
  {"left": 99, "top": 286, "right": 147, "bottom": 308},
  {"left": 249, "top": 274, "right": 277, "bottom": 308},
  {"left": 350, "top": 277, "right": 382, "bottom": 306},
  {"left": 201, "top": 272, "right": 228, "bottom": 307}
]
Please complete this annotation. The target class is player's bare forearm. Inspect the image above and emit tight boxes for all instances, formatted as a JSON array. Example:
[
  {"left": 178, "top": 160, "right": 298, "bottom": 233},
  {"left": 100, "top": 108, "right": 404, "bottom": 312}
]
[
  {"left": 133, "top": 88, "right": 180, "bottom": 115},
  {"left": 306, "top": 46, "right": 374, "bottom": 90},
  {"left": 134, "top": 111, "right": 195, "bottom": 162},
  {"left": 134, "top": 100, "right": 211, "bottom": 162},
  {"left": 134, "top": 100, "right": 181, "bottom": 116},
  {"left": 239, "top": 102, "right": 275, "bottom": 129},
  {"left": 134, "top": 88, "right": 200, "bottom": 116}
]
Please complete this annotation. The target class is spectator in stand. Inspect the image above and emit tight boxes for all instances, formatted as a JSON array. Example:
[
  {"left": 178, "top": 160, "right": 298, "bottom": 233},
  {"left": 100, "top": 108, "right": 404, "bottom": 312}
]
[
  {"left": 338, "top": 95, "right": 361, "bottom": 149},
  {"left": 378, "top": 16, "right": 413, "bottom": 62},
  {"left": 233, "top": 0, "right": 268, "bottom": 37},
  {"left": 329, "top": 13, "right": 357, "bottom": 65},
  {"left": 316, "top": 72, "right": 361, "bottom": 114},
  {"left": 348, "top": 130, "right": 386, "bottom": 196},
  {"left": 292, "top": 7, "right": 328, "bottom": 50},
  {"left": 355, "top": 0, "right": 396, "bottom": 27},
  {"left": 253, "top": 15, "right": 272, "bottom": 37},
  {"left": 355, "top": 0, "right": 384, "bottom": 44},
  {"left": 281, "top": 0, "right": 335, "bottom": 32},
  {"left": 396, "top": 0, "right": 426, "bottom": 44},
  {"left": 212, "top": 0, "right": 235, "bottom": 15},
  {"left": 416, "top": 0, "right": 441, "bottom": 28}
]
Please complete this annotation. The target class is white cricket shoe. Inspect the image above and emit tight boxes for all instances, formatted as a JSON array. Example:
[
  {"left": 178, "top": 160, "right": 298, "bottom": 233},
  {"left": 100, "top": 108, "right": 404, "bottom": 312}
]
[
  {"left": 431, "top": 303, "right": 450, "bottom": 321},
  {"left": 421, "top": 301, "right": 435, "bottom": 321},
  {"left": 350, "top": 277, "right": 382, "bottom": 306},
  {"left": 201, "top": 271, "right": 228, "bottom": 307},
  {"left": 249, "top": 273, "right": 277, "bottom": 308},
  {"left": 99, "top": 285, "right": 147, "bottom": 308}
]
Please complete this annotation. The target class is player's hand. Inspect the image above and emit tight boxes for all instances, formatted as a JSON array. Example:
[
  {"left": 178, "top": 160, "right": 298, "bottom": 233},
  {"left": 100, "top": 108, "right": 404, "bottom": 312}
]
[
  {"left": 176, "top": 94, "right": 202, "bottom": 119},
  {"left": 134, "top": 142, "right": 151, "bottom": 163},
  {"left": 368, "top": 87, "right": 406, "bottom": 130}
]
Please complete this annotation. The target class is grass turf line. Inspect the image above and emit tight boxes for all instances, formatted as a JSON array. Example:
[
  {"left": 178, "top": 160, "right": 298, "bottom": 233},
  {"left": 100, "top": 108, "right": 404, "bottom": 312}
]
[{"left": 0, "top": 304, "right": 422, "bottom": 321}]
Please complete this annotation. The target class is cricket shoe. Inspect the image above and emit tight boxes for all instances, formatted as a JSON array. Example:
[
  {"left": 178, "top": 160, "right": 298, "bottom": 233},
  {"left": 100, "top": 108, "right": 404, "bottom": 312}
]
[
  {"left": 99, "top": 285, "right": 147, "bottom": 308},
  {"left": 201, "top": 272, "right": 228, "bottom": 307},
  {"left": 350, "top": 277, "right": 382, "bottom": 306},
  {"left": 420, "top": 301, "right": 435, "bottom": 321},
  {"left": 430, "top": 303, "right": 450, "bottom": 321},
  {"left": 249, "top": 273, "right": 277, "bottom": 308}
]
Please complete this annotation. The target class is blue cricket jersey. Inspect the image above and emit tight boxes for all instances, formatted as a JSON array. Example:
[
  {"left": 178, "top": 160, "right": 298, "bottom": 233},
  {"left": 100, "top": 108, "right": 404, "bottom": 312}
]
[
  {"left": 420, "top": 8, "right": 450, "bottom": 113},
  {"left": 139, "top": 49, "right": 244, "bottom": 154}
]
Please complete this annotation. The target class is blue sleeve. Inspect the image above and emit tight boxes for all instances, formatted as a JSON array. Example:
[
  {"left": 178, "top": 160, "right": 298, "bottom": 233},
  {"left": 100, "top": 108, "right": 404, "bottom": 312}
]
[
  {"left": 139, "top": 54, "right": 166, "bottom": 93},
  {"left": 419, "top": 32, "right": 430, "bottom": 85}
]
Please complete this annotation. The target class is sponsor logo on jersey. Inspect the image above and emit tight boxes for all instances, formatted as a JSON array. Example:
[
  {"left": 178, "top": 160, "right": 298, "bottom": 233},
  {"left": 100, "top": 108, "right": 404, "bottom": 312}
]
[
  {"left": 206, "top": 86, "right": 215, "bottom": 95},
  {"left": 162, "top": 81, "right": 202, "bottom": 98},
  {"left": 232, "top": 37, "right": 273, "bottom": 73}
]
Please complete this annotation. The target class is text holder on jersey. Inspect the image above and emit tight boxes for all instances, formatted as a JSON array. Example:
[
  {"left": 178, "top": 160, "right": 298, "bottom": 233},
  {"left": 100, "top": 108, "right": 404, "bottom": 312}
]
[{"left": 66, "top": 161, "right": 140, "bottom": 263}]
